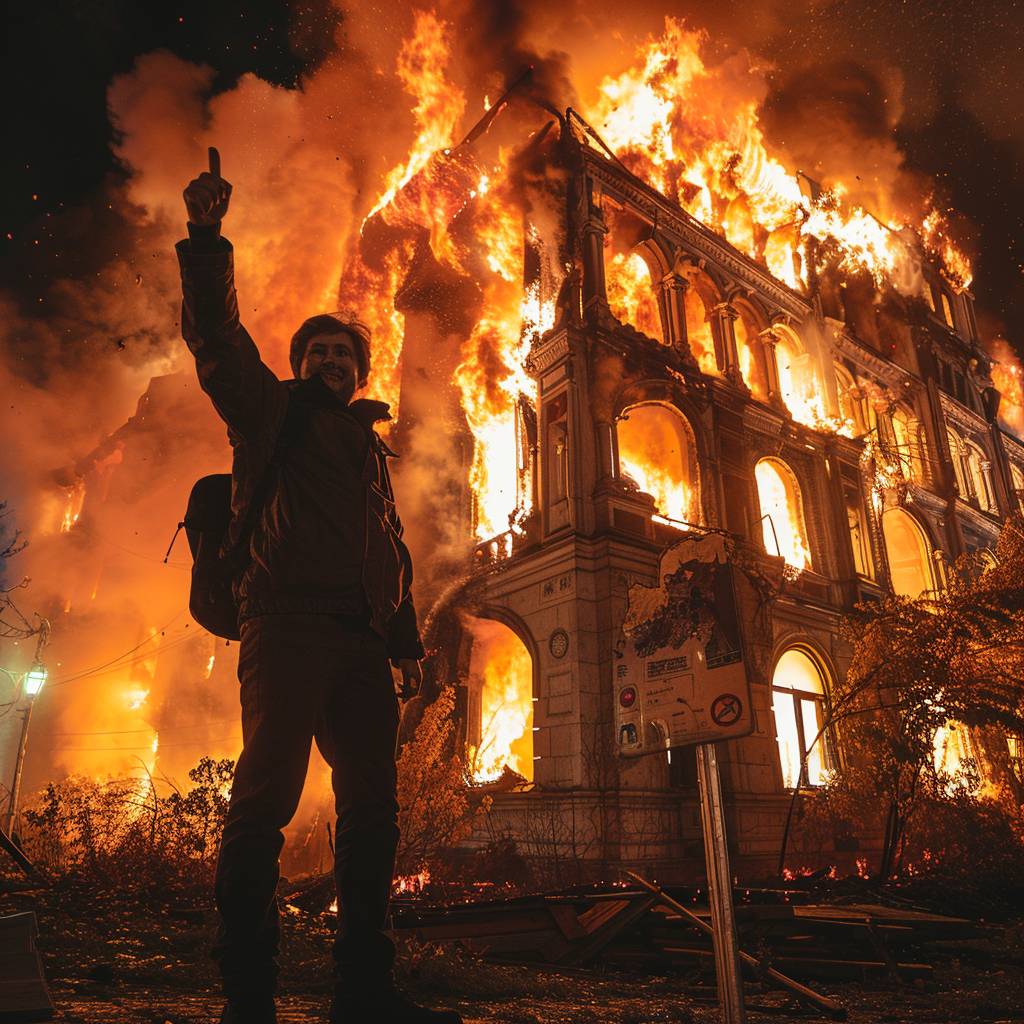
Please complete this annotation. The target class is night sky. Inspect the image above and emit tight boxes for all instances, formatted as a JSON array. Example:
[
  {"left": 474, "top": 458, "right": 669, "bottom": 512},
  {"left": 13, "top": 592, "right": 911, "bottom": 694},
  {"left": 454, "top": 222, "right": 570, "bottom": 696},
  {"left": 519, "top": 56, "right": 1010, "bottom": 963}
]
[{"left": 3, "top": 0, "right": 1023, "bottom": 351}]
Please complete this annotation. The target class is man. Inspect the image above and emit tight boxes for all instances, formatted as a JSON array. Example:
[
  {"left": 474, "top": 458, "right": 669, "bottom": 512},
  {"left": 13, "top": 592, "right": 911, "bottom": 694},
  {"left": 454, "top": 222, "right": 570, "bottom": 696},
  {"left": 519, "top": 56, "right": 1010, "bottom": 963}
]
[{"left": 179, "top": 149, "right": 461, "bottom": 1024}]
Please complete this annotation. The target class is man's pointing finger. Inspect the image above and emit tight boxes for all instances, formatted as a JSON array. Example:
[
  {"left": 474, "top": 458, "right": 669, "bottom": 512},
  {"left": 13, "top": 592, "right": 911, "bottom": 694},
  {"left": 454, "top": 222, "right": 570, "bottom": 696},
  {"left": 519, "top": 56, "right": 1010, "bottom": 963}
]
[{"left": 208, "top": 146, "right": 221, "bottom": 179}]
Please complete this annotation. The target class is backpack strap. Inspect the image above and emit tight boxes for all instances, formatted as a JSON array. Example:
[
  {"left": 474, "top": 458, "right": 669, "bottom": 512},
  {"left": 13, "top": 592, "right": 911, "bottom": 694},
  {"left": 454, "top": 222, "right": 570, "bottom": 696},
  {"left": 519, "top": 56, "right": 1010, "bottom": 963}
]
[{"left": 222, "top": 392, "right": 310, "bottom": 568}]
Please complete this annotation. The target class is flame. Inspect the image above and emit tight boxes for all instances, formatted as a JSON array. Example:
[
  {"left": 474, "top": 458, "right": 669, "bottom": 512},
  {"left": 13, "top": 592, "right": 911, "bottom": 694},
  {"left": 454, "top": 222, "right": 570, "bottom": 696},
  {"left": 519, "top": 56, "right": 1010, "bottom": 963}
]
[
  {"left": 58, "top": 480, "right": 85, "bottom": 533},
  {"left": 466, "top": 618, "right": 534, "bottom": 784},
  {"left": 616, "top": 403, "right": 696, "bottom": 524},
  {"left": 606, "top": 251, "right": 663, "bottom": 341},
  {"left": 452, "top": 164, "right": 541, "bottom": 541},
  {"left": 339, "top": 10, "right": 466, "bottom": 416},
  {"left": 394, "top": 868, "right": 431, "bottom": 894},
  {"left": 125, "top": 686, "right": 149, "bottom": 711},
  {"left": 755, "top": 459, "right": 811, "bottom": 569},
  {"left": 365, "top": 11, "right": 465, "bottom": 224},
  {"left": 988, "top": 339, "right": 1024, "bottom": 437},
  {"left": 584, "top": 18, "right": 971, "bottom": 293}
]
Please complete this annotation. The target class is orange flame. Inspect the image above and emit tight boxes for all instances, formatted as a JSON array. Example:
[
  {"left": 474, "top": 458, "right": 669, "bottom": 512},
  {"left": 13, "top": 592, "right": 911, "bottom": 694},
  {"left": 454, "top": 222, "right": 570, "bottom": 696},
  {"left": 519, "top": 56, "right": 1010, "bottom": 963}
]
[
  {"left": 988, "top": 339, "right": 1024, "bottom": 436},
  {"left": 466, "top": 618, "right": 534, "bottom": 784},
  {"left": 584, "top": 18, "right": 971, "bottom": 294}
]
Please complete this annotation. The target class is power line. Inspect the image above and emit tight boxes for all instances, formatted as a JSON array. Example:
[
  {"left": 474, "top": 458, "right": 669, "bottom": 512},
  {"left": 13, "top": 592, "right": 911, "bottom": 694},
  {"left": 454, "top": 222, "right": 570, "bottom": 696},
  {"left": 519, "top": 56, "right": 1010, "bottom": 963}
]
[
  {"left": 44, "top": 618, "right": 214, "bottom": 689},
  {"left": 53, "top": 736, "right": 237, "bottom": 753},
  {"left": 52, "top": 718, "right": 237, "bottom": 737}
]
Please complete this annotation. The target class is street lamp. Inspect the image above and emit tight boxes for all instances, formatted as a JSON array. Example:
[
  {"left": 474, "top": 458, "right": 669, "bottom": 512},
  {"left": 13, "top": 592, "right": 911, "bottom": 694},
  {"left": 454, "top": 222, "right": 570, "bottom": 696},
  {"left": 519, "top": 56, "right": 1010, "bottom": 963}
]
[
  {"left": 5, "top": 663, "right": 47, "bottom": 836},
  {"left": 23, "top": 665, "right": 47, "bottom": 697}
]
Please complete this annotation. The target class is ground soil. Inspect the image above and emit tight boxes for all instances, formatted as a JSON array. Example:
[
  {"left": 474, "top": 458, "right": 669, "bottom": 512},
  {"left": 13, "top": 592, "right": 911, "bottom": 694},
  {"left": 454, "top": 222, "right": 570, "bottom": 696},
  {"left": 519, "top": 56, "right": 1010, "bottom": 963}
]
[{"left": 3, "top": 878, "right": 1023, "bottom": 1024}]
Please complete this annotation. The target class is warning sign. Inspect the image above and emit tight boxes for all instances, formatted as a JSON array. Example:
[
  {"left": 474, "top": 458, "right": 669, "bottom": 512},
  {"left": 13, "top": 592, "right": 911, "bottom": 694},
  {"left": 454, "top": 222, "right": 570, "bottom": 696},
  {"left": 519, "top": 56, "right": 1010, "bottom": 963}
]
[
  {"left": 615, "top": 533, "right": 754, "bottom": 755},
  {"left": 710, "top": 693, "right": 743, "bottom": 726}
]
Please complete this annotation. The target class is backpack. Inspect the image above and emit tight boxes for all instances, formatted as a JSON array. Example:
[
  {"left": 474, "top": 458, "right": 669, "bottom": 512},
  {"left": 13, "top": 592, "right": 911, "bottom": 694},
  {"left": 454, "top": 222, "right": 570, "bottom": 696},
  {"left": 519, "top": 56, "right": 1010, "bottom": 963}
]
[{"left": 165, "top": 395, "right": 308, "bottom": 640}]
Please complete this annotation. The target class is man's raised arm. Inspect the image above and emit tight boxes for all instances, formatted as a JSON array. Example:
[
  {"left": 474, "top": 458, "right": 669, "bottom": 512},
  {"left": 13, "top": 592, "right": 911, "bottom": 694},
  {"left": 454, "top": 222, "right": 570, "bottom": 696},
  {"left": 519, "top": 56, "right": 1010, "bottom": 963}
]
[{"left": 177, "top": 147, "right": 283, "bottom": 439}]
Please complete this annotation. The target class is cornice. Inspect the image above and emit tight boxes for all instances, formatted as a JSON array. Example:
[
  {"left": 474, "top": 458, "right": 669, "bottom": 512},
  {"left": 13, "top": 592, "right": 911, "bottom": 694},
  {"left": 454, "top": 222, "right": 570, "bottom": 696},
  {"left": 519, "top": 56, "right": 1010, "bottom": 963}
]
[
  {"left": 742, "top": 403, "right": 786, "bottom": 438},
  {"left": 584, "top": 151, "right": 811, "bottom": 321},
  {"left": 825, "top": 319, "right": 912, "bottom": 388},
  {"left": 952, "top": 497, "right": 1001, "bottom": 539},
  {"left": 526, "top": 328, "right": 572, "bottom": 376},
  {"left": 939, "top": 393, "right": 989, "bottom": 437},
  {"left": 905, "top": 483, "right": 947, "bottom": 516}
]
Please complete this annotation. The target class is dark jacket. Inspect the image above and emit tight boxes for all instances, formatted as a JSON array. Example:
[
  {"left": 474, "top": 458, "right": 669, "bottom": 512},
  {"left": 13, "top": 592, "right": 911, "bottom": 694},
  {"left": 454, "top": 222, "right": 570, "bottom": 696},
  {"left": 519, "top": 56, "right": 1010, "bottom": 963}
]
[{"left": 176, "top": 230, "right": 424, "bottom": 661}]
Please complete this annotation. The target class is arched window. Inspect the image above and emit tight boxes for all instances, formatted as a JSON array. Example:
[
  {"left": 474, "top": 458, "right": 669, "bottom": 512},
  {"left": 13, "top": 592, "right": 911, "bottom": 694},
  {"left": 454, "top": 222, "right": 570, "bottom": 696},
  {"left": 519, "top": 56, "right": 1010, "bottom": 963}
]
[
  {"left": 606, "top": 249, "right": 664, "bottom": 342},
  {"left": 940, "top": 292, "right": 956, "bottom": 330},
  {"left": 881, "top": 507, "right": 937, "bottom": 598},
  {"left": 890, "top": 406, "right": 922, "bottom": 483},
  {"left": 617, "top": 402, "right": 701, "bottom": 524},
  {"left": 769, "top": 327, "right": 819, "bottom": 426},
  {"left": 463, "top": 616, "right": 534, "bottom": 784},
  {"left": 684, "top": 285, "right": 718, "bottom": 376},
  {"left": 964, "top": 441, "right": 994, "bottom": 512},
  {"left": 946, "top": 428, "right": 969, "bottom": 497},
  {"left": 834, "top": 364, "right": 860, "bottom": 436},
  {"left": 847, "top": 495, "right": 873, "bottom": 578},
  {"left": 733, "top": 303, "right": 770, "bottom": 401},
  {"left": 755, "top": 458, "right": 812, "bottom": 569},
  {"left": 772, "top": 648, "right": 833, "bottom": 788}
]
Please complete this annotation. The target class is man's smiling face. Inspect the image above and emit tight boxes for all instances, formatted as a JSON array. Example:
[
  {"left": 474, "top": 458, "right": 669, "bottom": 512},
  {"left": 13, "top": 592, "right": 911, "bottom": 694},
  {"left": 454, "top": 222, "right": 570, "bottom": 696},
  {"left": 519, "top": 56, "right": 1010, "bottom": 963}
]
[{"left": 298, "top": 332, "right": 360, "bottom": 403}]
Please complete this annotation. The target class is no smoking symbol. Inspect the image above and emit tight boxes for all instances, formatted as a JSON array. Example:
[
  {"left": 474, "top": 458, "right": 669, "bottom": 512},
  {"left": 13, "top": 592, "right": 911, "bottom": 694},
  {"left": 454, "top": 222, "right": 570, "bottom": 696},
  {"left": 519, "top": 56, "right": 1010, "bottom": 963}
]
[{"left": 711, "top": 693, "right": 742, "bottom": 726}]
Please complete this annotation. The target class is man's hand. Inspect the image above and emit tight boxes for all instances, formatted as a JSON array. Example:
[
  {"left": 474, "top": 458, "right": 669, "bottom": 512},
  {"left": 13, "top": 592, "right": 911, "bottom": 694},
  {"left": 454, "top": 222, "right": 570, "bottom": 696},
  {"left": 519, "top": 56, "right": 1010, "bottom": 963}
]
[
  {"left": 183, "top": 147, "right": 232, "bottom": 226},
  {"left": 396, "top": 659, "right": 423, "bottom": 701}
]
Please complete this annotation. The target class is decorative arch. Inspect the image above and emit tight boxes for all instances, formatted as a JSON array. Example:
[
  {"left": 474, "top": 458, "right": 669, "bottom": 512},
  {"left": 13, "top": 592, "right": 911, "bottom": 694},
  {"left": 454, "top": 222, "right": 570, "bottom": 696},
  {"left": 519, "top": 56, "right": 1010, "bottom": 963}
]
[
  {"left": 881, "top": 506, "right": 939, "bottom": 598},
  {"left": 771, "top": 645, "right": 835, "bottom": 788},
  {"left": 890, "top": 404, "right": 924, "bottom": 483},
  {"left": 729, "top": 295, "right": 771, "bottom": 400},
  {"left": 604, "top": 242, "right": 665, "bottom": 342},
  {"left": 754, "top": 457, "right": 812, "bottom": 569},
  {"left": 963, "top": 439, "right": 994, "bottom": 511},
  {"left": 771, "top": 324, "right": 819, "bottom": 423},
  {"left": 676, "top": 261, "right": 721, "bottom": 376},
  {"left": 616, "top": 400, "right": 702, "bottom": 525}
]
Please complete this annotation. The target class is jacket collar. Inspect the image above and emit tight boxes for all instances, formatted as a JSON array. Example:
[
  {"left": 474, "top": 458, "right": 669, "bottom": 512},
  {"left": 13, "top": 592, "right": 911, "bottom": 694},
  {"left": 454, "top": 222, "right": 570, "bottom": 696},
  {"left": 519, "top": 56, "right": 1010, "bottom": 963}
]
[{"left": 288, "top": 377, "right": 392, "bottom": 430}]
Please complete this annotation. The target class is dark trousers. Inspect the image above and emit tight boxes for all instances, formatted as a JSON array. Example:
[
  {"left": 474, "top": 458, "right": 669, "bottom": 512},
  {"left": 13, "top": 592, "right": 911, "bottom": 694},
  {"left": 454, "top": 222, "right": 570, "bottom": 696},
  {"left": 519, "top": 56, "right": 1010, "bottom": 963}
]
[{"left": 213, "top": 613, "right": 400, "bottom": 1000}]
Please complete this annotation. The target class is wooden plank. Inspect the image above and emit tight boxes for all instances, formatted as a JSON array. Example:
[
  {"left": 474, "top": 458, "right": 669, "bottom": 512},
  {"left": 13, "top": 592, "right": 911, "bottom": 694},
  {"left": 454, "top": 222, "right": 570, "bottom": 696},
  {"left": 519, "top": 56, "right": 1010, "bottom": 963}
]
[
  {"left": 576, "top": 898, "right": 631, "bottom": 935},
  {"left": 558, "top": 895, "right": 658, "bottom": 967},
  {"left": 659, "top": 946, "right": 933, "bottom": 981},
  {"left": 547, "top": 904, "right": 587, "bottom": 941}
]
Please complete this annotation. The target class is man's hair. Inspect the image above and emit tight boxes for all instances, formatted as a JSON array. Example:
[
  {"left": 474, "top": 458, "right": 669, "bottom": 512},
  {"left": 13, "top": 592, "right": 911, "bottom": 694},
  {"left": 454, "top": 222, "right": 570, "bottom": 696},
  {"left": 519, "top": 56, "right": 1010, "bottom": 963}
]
[{"left": 289, "top": 313, "right": 371, "bottom": 385}]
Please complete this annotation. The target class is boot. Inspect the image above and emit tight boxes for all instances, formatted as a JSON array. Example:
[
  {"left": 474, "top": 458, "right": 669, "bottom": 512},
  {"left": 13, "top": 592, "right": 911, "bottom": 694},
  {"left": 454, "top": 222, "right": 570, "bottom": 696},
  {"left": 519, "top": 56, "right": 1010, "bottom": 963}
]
[
  {"left": 219, "top": 996, "right": 277, "bottom": 1024},
  {"left": 330, "top": 981, "right": 462, "bottom": 1024}
]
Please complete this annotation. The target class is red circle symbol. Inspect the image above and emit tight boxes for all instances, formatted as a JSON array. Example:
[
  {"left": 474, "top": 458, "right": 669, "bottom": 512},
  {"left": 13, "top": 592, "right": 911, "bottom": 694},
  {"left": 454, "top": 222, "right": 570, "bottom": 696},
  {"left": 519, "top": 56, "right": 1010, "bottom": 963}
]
[
  {"left": 710, "top": 693, "right": 742, "bottom": 726},
  {"left": 619, "top": 686, "right": 637, "bottom": 709}
]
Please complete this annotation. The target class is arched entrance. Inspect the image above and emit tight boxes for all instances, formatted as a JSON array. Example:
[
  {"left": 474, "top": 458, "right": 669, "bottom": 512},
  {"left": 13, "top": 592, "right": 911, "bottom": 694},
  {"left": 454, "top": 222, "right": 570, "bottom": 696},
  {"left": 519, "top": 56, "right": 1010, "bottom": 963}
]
[{"left": 462, "top": 616, "right": 535, "bottom": 784}]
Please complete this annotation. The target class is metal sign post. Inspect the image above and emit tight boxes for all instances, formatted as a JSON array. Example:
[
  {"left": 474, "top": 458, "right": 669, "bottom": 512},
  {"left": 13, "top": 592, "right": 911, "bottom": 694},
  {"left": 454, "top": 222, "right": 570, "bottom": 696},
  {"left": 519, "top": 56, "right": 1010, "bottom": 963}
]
[
  {"left": 616, "top": 535, "right": 757, "bottom": 1023},
  {"left": 696, "top": 741, "right": 746, "bottom": 1024}
]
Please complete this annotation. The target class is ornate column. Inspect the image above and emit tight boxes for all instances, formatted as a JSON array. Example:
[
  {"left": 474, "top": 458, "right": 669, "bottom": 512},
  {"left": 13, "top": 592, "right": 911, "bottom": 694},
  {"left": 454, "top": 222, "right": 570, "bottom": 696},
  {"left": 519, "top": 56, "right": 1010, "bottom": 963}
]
[
  {"left": 759, "top": 326, "right": 784, "bottom": 410},
  {"left": 596, "top": 420, "right": 617, "bottom": 481},
  {"left": 980, "top": 459, "right": 996, "bottom": 512},
  {"left": 710, "top": 302, "right": 741, "bottom": 382},
  {"left": 659, "top": 272, "right": 689, "bottom": 350},
  {"left": 581, "top": 187, "right": 609, "bottom": 322}
]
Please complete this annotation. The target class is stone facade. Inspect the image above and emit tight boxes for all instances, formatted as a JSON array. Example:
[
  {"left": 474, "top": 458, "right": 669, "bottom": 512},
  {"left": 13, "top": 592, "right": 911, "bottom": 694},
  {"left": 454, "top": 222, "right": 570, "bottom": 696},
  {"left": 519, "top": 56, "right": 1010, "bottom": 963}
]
[{"left": 428, "top": 132, "right": 1022, "bottom": 883}]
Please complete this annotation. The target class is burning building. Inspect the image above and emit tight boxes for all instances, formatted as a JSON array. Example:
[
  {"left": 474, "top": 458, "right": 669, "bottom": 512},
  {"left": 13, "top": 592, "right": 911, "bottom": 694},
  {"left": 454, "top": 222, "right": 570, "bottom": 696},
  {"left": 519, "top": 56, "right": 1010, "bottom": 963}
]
[{"left": 9, "top": 15, "right": 1024, "bottom": 883}]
